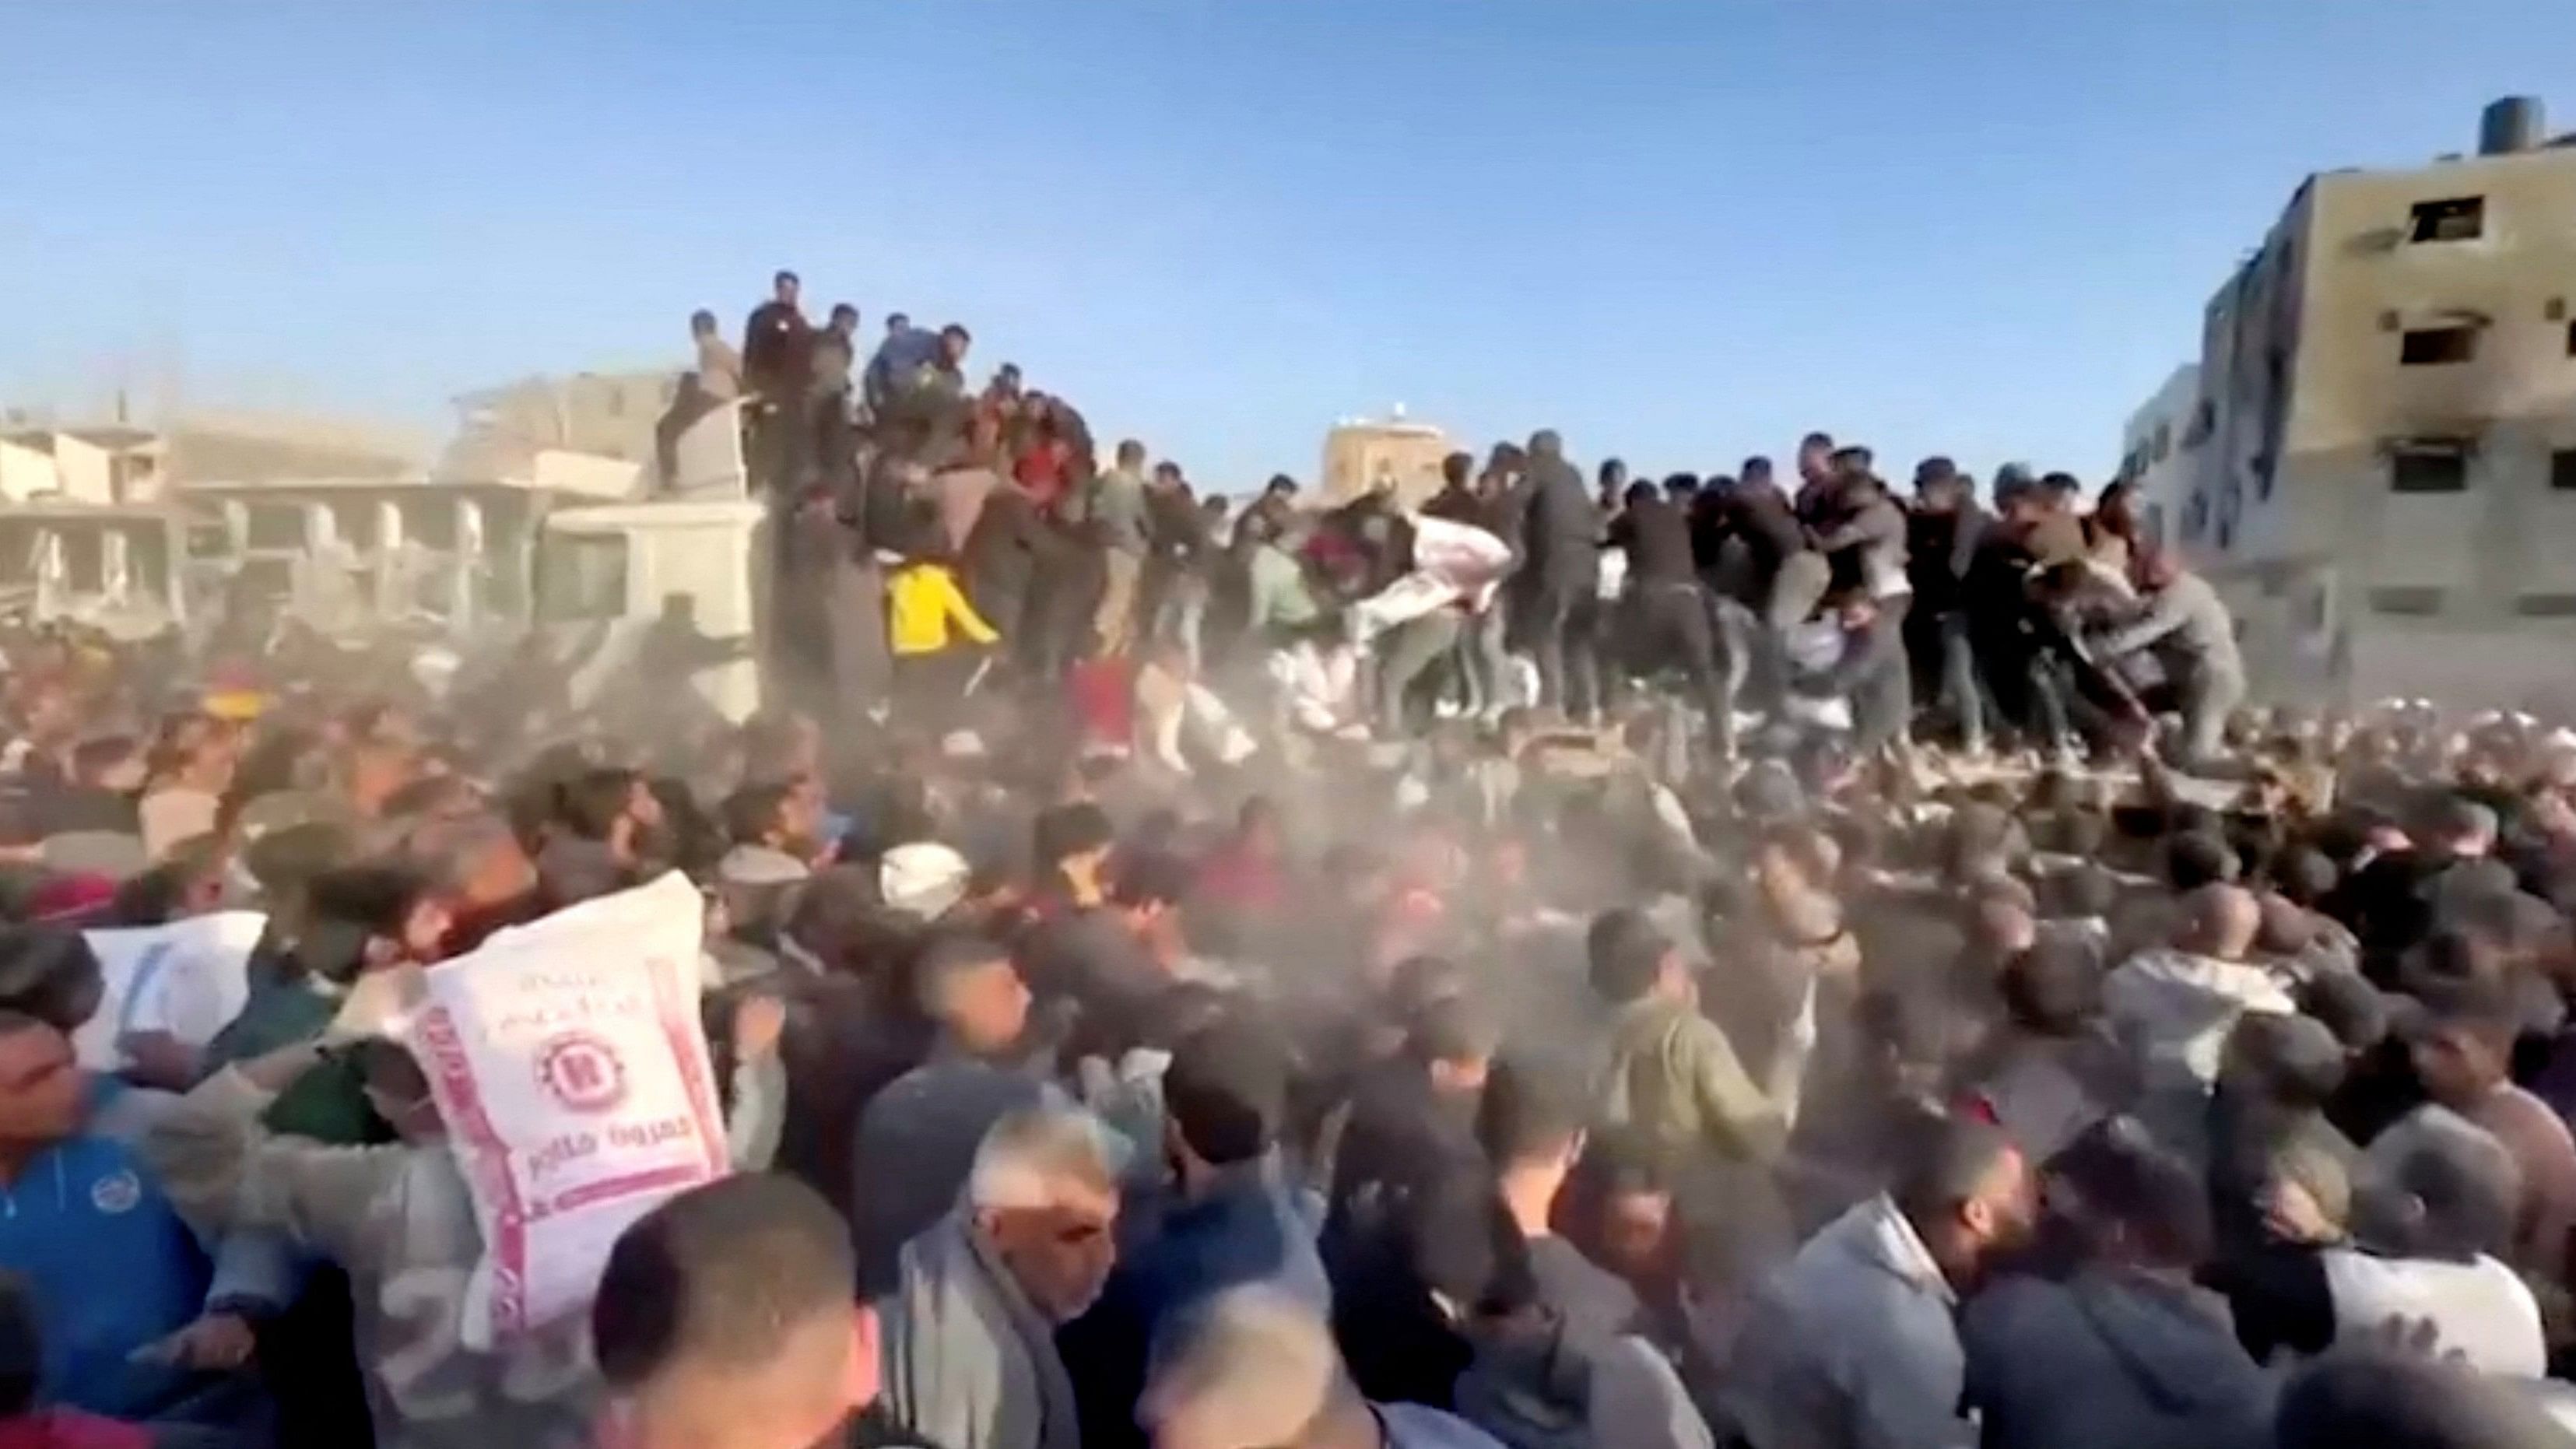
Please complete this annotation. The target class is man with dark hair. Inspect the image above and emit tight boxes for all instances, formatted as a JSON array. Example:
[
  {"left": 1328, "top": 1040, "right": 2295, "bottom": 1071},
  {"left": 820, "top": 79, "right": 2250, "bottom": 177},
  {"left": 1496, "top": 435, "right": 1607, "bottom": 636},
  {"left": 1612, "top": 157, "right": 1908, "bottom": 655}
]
[
  {"left": 594, "top": 1174, "right": 889, "bottom": 1449},
  {"left": 1588, "top": 909, "right": 1786, "bottom": 1301},
  {"left": 742, "top": 271, "right": 811, "bottom": 399},
  {"left": 1455, "top": 1059, "right": 1644, "bottom": 1448},
  {"left": 1907, "top": 458, "right": 1991, "bottom": 756},
  {"left": 1726, "top": 1114, "right": 2034, "bottom": 1449},
  {"left": 1518, "top": 430, "right": 1602, "bottom": 723},
  {"left": 1323, "top": 994, "right": 1498, "bottom": 1410},
  {"left": 1141, "top": 459, "right": 1213, "bottom": 669},
  {"left": 851, "top": 935, "right": 1048, "bottom": 1293},
  {"left": 1063, "top": 1023, "right": 1326, "bottom": 1449},
  {"left": 742, "top": 271, "right": 814, "bottom": 494},
  {"left": 0, "top": 1012, "right": 279, "bottom": 1440},
  {"left": 1793, "top": 431, "right": 1837, "bottom": 516},
  {"left": 1961, "top": 1120, "right": 2270, "bottom": 1449},
  {"left": 2409, "top": 977, "right": 2576, "bottom": 1280},
  {"left": 1703, "top": 454, "right": 1806, "bottom": 616},
  {"left": 1607, "top": 479, "right": 1733, "bottom": 749}
]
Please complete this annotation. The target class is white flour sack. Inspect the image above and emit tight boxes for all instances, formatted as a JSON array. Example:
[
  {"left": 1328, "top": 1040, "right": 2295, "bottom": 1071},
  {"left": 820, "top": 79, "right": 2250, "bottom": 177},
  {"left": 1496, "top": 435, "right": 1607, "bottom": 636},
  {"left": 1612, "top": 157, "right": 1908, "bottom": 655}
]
[
  {"left": 70, "top": 910, "right": 266, "bottom": 1072},
  {"left": 405, "top": 871, "right": 726, "bottom": 1349}
]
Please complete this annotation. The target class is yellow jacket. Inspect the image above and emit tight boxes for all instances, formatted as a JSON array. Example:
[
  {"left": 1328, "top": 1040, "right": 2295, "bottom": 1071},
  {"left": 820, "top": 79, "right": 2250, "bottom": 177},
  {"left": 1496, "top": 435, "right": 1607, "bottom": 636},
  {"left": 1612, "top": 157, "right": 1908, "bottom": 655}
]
[{"left": 887, "top": 563, "right": 1000, "bottom": 657}]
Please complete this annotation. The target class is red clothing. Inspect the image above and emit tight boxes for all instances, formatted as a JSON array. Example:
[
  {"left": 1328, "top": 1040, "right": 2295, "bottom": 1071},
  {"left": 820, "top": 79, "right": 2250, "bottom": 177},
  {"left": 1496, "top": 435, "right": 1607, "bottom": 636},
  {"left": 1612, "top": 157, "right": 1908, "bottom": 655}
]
[
  {"left": 0, "top": 1410, "right": 153, "bottom": 1449},
  {"left": 1014, "top": 448, "right": 1070, "bottom": 514},
  {"left": 1196, "top": 841, "right": 1288, "bottom": 912},
  {"left": 1066, "top": 657, "right": 1136, "bottom": 753}
]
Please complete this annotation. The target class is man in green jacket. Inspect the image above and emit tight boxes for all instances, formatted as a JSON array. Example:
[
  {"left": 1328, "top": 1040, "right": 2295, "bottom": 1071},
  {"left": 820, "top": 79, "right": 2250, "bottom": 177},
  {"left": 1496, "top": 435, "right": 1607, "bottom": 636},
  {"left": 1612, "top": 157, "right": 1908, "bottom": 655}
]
[{"left": 1587, "top": 907, "right": 1792, "bottom": 1296}]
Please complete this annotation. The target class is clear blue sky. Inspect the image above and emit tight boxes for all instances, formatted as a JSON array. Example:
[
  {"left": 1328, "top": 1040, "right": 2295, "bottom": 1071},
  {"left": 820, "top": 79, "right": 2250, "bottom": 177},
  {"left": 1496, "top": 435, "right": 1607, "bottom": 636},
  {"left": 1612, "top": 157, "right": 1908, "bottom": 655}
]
[{"left": 6, "top": 2, "right": 2570, "bottom": 490}]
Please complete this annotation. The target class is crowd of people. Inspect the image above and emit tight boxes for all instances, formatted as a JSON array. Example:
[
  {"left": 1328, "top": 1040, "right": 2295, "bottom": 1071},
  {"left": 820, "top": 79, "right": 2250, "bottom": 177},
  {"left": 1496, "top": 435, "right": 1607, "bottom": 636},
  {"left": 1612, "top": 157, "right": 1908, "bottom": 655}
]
[
  {"left": 675, "top": 276, "right": 2237, "bottom": 789},
  {"left": 2, "top": 272, "right": 2576, "bottom": 1449}
]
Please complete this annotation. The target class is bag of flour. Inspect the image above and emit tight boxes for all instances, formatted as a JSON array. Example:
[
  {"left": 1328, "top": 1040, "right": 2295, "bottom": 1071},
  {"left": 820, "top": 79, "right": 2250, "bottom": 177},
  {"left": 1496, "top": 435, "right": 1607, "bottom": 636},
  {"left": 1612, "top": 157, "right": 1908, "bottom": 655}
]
[
  {"left": 406, "top": 872, "right": 725, "bottom": 1348},
  {"left": 71, "top": 911, "right": 266, "bottom": 1072}
]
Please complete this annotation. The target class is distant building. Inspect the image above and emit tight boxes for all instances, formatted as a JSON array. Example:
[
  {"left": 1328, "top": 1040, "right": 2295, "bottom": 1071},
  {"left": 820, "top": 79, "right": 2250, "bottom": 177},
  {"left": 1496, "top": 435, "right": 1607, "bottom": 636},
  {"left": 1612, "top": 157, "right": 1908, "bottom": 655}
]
[
  {"left": 0, "top": 423, "right": 181, "bottom": 630},
  {"left": 2160, "top": 96, "right": 2576, "bottom": 709},
  {"left": 1321, "top": 409, "right": 1451, "bottom": 510},
  {"left": 438, "top": 371, "right": 677, "bottom": 480},
  {"left": 2114, "top": 364, "right": 2200, "bottom": 554}
]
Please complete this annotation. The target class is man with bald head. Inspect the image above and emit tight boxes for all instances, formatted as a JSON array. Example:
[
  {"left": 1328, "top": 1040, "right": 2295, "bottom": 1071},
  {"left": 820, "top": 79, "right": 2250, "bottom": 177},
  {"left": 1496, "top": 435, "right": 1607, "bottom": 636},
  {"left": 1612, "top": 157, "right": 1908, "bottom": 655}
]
[{"left": 2104, "top": 882, "right": 2296, "bottom": 1163}]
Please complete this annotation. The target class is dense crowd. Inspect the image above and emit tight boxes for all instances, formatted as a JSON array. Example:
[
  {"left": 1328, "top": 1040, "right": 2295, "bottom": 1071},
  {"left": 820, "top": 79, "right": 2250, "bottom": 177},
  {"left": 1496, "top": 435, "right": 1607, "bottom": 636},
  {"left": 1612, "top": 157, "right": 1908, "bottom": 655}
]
[
  {"left": 2, "top": 273, "right": 2575, "bottom": 1449},
  {"left": 682, "top": 272, "right": 2229, "bottom": 788}
]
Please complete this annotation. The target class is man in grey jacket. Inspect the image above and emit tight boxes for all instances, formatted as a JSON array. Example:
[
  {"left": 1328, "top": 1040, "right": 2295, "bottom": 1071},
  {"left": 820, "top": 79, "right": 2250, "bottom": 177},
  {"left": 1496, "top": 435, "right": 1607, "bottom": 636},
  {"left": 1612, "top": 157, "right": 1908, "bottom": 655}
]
[
  {"left": 882, "top": 1105, "right": 1121, "bottom": 1449},
  {"left": 1723, "top": 1116, "right": 2034, "bottom": 1449},
  {"left": 2093, "top": 551, "right": 2243, "bottom": 770},
  {"left": 145, "top": 988, "right": 787, "bottom": 1449}
]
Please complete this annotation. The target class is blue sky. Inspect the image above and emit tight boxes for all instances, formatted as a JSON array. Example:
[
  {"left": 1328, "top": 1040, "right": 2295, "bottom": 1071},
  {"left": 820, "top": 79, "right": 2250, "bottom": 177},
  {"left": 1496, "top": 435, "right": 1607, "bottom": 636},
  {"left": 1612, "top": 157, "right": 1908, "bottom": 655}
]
[{"left": 5, "top": 2, "right": 2571, "bottom": 490}]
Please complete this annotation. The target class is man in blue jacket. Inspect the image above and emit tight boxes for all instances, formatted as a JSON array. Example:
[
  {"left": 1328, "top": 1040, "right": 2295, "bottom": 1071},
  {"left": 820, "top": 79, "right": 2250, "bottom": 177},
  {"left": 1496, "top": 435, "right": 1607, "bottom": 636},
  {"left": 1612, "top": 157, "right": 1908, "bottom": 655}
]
[
  {"left": 1061, "top": 1020, "right": 1327, "bottom": 1449},
  {"left": 0, "top": 1011, "right": 281, "bottom": 1442}
]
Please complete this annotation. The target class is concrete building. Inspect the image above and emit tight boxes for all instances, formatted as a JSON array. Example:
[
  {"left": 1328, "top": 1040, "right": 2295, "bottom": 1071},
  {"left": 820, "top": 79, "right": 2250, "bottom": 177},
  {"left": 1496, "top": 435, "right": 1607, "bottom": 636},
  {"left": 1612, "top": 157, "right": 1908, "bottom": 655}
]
[
  {"left": 2164, "top": 96, "right": 2576, "bottom": 710},
  {"left": 0, "top": 423, "right": 187, "bottom": 631},
  {"left": 2113, "top": 363, "right": 2200, "bottom": 554},
  {"left": 1321, "top": 409, "right": 1451, "bottom": 510}
]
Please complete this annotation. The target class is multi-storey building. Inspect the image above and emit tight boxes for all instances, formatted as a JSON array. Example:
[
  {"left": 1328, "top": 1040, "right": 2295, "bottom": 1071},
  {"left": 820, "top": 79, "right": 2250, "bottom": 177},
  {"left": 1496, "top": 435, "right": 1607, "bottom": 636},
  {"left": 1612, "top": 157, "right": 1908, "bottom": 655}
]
[{"left": 2165, "top": 96, "right": 2576, "bottom": 709}]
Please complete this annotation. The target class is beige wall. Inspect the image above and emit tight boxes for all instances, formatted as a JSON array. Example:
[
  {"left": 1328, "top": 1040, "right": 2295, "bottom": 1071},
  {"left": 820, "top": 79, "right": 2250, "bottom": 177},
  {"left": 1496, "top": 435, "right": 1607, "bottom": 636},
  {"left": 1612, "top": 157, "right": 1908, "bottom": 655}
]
[{"left": 1321, "top": 423, "right": 1451, "bottom": 510}]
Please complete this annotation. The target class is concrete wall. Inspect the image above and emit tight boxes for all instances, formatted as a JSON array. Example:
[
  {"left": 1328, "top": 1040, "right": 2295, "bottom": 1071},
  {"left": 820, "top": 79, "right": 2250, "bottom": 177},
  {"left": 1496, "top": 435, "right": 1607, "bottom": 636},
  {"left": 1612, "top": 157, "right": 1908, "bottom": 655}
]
[
  {"left": 47, "top": 434, "right": 112, "bottom": 507},
  {"left": 0, "top": 440, "right": 57, "bottom": 503}
]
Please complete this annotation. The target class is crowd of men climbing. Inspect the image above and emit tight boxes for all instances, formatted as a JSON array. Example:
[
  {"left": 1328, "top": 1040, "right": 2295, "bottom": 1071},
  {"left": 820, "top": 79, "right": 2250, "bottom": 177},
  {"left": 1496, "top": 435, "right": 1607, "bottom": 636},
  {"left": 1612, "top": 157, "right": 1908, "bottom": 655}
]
[
  {"left": 1, "top": 267, "right": 2574, "bottom": 1449},
  {"left": 687, "top": 272, "right": 2234, "bottom": 783}
]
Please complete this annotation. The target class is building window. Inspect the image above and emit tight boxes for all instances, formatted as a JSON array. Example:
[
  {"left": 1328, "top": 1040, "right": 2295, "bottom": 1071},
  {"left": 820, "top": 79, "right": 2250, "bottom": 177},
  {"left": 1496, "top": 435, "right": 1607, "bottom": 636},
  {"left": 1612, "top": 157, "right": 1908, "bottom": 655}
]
[
  {"left": 2390, "top": 446, "right": 2469, "bottom": 493},
  {"left": 2553, "top": 450, "right": 2576, "bottom": 492},
  {"left": 2400, "top": 326, "right": 2478, "bottom": 366},
  {"left": 2152, "top": 422, "right": 2171, "bottom": 462},
  {"left": 2518, "top": 593, "right": 2576, "bottom": 619},
  {"left": 244, "top": 503, "right": 306, "bottom": 550},
  {"left": 2409, "top": 196, "right": 2485, "bottom": 244},
  {"left": 535, "top": 532, "right": 630, "bottom": 624},
  {"left": 2369, "top": 587, "right": 2446, "bottom": 616},
  {"left": 2566, "top": 320, "right": 2576, "bottom": 356},
  {"left": 398, "top": 497, "right": 459, "bottom": 551}
]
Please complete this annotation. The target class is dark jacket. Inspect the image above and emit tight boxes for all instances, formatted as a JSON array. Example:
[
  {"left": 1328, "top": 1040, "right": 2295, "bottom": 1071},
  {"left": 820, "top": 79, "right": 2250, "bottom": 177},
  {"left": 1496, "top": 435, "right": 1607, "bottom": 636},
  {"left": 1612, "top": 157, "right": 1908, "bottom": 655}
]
[
  {"left": 1907, "top": 505, "right": 1988, "bottom": 616},
  {"left": 1521, "top": 458, "right": 1601, "bottom": 591},
  {"left": 1961, "top": 1269, "right": 2273, "bottom": 1449},
  {"left": 742, "top": 300, "right": 813, "bottom": 397},
  {"left": 1062, "top": 1157, "right": 1330, "bottom": 1449},
  {"left": 961, "top": 484, "right": 1060, "bottom": 622},
  {"left": 1327, "top": 1061, "right": 1493, "bottom": 1408},
  {"left": 851, "top": 1054, "right": 1050, "bottom": 1295},
  {"left": 1607, "top": 496, "right": 1698, "bottom": 588},
  {"left": 1720, "top": 486, "right": 1807, "bottom": 605}
]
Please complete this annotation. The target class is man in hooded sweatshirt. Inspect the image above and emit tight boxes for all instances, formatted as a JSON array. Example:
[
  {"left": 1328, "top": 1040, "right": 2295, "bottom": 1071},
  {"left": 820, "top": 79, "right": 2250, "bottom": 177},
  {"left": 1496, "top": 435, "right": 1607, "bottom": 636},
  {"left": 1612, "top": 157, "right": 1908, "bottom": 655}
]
[{"left": 1961, "top": 1118, "right": 2274, "bottom": 1449}]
